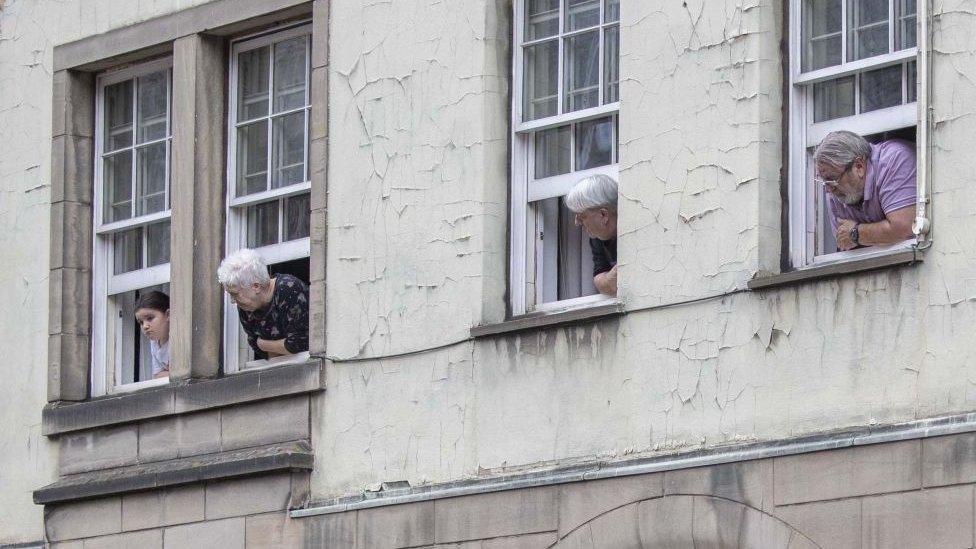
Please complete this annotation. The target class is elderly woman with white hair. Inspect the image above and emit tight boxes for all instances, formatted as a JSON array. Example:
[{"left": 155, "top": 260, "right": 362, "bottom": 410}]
[
  {"left": 217, "top": 249, "right": 309, "bottom": 359},
  {"left": 565, "top": 174, "right": 619, "bottom": 296}
]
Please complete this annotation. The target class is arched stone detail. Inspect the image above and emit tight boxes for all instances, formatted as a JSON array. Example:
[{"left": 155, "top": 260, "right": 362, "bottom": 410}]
[{"left": 549, "top": 495, "right": 819, "bottom": 549}]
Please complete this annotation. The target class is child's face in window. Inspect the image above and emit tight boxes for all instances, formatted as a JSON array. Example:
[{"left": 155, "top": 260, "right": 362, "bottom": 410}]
[{"left": 135, "top": 308, "right": 170, "bottom": 343}]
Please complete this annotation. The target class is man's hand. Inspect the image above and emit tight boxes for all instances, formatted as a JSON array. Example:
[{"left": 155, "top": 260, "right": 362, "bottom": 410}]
[
  {"left": 257, "top": 338, "right": 289, "bottom": 358},
  {"left": 835, "top": 218, "right": 857, "bottom": 251},
  {"left": 593, "top": 264, "right": 618, "bottom": 296}
]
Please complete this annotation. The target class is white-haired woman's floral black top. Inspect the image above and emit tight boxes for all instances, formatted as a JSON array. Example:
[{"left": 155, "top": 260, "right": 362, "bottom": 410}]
[{"left": 238, "top": 274, "right": 309, "bottom": 360}]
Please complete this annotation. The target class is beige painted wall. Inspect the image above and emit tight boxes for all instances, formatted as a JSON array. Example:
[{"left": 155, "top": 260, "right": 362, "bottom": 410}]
[
  {"left": 0, "top": 0, "right": 214, "bottom": 543},
  {"left": 313, "top": 0, "right": 976, "bottom": 500}
]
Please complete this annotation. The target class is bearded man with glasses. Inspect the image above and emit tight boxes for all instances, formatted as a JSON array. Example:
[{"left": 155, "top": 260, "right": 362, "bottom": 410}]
[{"left": 813, "top": 130, "right": 917, "bottom": 251}]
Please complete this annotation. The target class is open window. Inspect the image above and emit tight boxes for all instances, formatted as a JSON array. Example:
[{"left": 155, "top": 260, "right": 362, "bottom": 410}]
[
  {"left": 224, "top": 24, "right": 312, "bottom": 372},
  {"left": 788, "top": 0, "right": 919, "bottom": 267},
  {"left": 510, "top": 0, "right": 620, "bottom": 315},
  {"left": 91, "top": 58, "right": 173, "bottom": 395}
]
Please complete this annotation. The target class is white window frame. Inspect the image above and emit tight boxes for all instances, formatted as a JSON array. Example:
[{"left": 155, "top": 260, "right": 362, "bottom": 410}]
[
  {"left": 91, "top": 57, "right": 174, "bottom": 396},
  {"left": 788, "top": 0, "right": 919, "bottom": 268},
  {"left": 224, "top": 23, "right": 312, "bottom": 373},
  {"left": 511, "top": 0, "right": 620, "bottom": 315}
]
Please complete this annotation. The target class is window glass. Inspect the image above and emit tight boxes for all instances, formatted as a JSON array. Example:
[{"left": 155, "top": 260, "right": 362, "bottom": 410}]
[
  {"left": 802, "top": 0, "right": 843, "bottom": 71},
  {"left": 566, "top": 0, "right": 600, "bottom": 31},
  {"left": 285, "top": 193, "right": 311, "bottom": 241},
  {"left": 146, "top": 221, "right": 171, "bottom": 267},
  {"left": 136, "top": 71, "right": 168, "bottom": 143},
  {"left": 246, "top": 200, "right": 280, "bottom": 248},
  {"left": 848, "top": 0, "right": 889, "bottom": 61},
  {"left": 898, "top": 0, "right": 917, "bottom": 49},
  {"left": 604, "top": 26, "right": 619, "bottom": 104},
  {"left": 104, "top": 151, "right": 133, "bottom": 223},
  {"left": 113, "top": 227, "right": 142, "bottom": 275},
  {"left": 526, "top": 0, "right": 559, "bottom": 40},
  {"left": 238, "top": 46, "right": 270, "bottom": 121},
  {"left": 136, "top": 142, "right": 167, "bottom": 216},
  {"left": 523, "top": 40, "right": 559, "bottom": 120},
  {"left": 271, "top": 111, "right": 306, "bottom": 189},
  {"left": 237, "top": 120, "right": 269, "bottom": 196},
  {"left": 605, "top": 0, "right": 619, "bottom": 22},
  {"left": 273, "top": 36, "right": 308, "bottom": 113},
  {"left": 813, "top": 76, "right": 855, "bottom": 122},
  {"left": 860, "top": 64, "right": 903, "bottom": 112},
  {"left": 534, "top": 125, "right": 571, "bottom": 179},
  {"left": 576, "top": 116, "right": 613, "bottom": 170},
  {"left": 104, "top": 80, "right": 133, "bottom": 151},
  {"left": 565, "top": 30, "right": 600, "bottom": 112}
]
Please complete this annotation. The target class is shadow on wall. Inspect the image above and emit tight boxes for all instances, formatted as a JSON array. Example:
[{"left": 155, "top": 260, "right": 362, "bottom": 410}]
[{"left": 549, "top": 495, "right": 816, "bottom": 548}]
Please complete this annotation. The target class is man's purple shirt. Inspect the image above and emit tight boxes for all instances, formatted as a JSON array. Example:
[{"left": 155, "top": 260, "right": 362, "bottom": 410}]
[{"left": 827, "top": 139, "right": 917, "bottom": 232}]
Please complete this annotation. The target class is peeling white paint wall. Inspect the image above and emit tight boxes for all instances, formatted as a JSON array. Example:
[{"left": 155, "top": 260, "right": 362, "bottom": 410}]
[
  {"left": 313, "top": 0, "right": 976, "bottom": 501},
  {"left": 0, "top": 0, "right": 215, "bottom": 543}
]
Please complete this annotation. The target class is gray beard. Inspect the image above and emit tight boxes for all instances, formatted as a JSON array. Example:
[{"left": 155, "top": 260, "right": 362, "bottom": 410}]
[{"left": 841, "top": 190, "right": 864, "bottom": 206}]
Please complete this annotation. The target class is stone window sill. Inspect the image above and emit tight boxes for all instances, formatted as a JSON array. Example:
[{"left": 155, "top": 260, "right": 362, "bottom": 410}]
[
  {"left": 748, "top": 247, "right": 922, "bottom": 291},
  {"left": 471, "top": 298, "right": 624, "bottom": 338},
  {"left": 42, "top": 359, "right": 325, "bottom": 436}
]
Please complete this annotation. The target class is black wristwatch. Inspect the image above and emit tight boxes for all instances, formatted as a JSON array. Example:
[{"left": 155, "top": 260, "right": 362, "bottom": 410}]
[{"left": 849, "top": 223, "right": 860, "bottom": 246}]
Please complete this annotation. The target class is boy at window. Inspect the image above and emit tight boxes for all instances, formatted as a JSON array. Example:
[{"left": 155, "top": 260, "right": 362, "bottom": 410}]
[
  {"left": 814, "top": 130, "right": 916, "bottom": 251},
  {"left": 217, "top": 249, "right": 309, "bottom": 359},
  {"left": 566, "top": 174, "right": 618, "bottom": 296}
]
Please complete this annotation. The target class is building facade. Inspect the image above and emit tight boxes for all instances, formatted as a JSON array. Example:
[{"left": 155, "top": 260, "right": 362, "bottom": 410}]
[{"left": 2, "top": 0, "right": 976, "bottom": 547}]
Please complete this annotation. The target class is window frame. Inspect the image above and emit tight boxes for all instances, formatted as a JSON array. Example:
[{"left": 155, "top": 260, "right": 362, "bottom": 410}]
[
  {"left": 787, "top": 0, "right": 920, "bottom": 269},
  {"left": 223, "top": 22, "right": 313, "bottom": 373},
  {"left": 510, "top": 0, "right": 620, "bottom": 316},
  {"left": 91, "top": 56, "right": 174, "bottom": 396}
]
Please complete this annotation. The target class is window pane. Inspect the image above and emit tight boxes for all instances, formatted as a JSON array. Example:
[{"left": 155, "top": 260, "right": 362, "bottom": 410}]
[
  {"left": 104, "top": 80, "right": 133, "bottom": 152},
  {"left": 898, "top": 0, "right": 917, "bottom": 49},
  {"left": 534, "top": 125, "right": 571, "bottom": 179},
  {"left": 802, "top": 0, "right": 842, "bottom": 71},
  {"left": 860, "top": 64, "right": 902, "bottom": 112},
  {"left": 565, "top": 31, "right": 600, "bottom": 112},
  {"left": 271, "top": 111, "right": 307, "bottom": 189},
  {"left": 525, "top": 0, "right": 559, "bottom": 41},
  {"left": 566, "top": 0, "right": 600, "bottom": 31},
  {"left": 113, "top": 227, "right": 142, "bottom": 275},
  {"left": 136, "top": 70, "right": 168, "bottom": 143},
  {"left": 146, "top": 220, "right": 170, "bottom": 267},
  {"left": 907, "top": 60, "right": 917, "bottom": 103},
  {"left": 273, "top": 36, "right": 308, "bottom": 113},
  {"left": 523, "top": 40, "right": 559, "bottom": 121},
  {"left": 104, "top": 151, "right": 133, "bottom": 223},
  {"left": 576, "top": 116, "right": 613, "bottom": 170},
  {"left": 813, "top": 76, "right": 855, "bottom": 122},
  {"left": 605, "top": 0, "right": 619, "bottom": 22},
  {"left": 237, "top": 120, "right": 269, "bottom": 196},
  {"left": 135, "top": 142, "right": 167, "bottom": 216},
  {"left": 604, "top": 26, "right": 619, "bottom": 104},
  {"left": 285, "top": 193, "right": 311, "bottom": 241},
  {"left": 246, "top": 200, "right": 280, "bottom": 248},
  {"left": 238, "top": 46, "right": 270, "bottom": 121},
  {"left": 848, "top": 0, "right": 890, "bottom": 61}
]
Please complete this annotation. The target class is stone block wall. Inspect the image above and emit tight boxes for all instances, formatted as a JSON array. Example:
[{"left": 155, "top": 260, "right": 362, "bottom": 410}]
[{"left": 42, "top": 430, "right": 976, "bottom": 548}]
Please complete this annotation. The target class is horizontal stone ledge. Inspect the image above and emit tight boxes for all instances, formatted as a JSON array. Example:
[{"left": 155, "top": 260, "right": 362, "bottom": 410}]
[
  {"left": 42, "top": 360, "right": 324, "bottom": 436},
  {"left": 34, "top": 441, "right": 313, "bottom": 505},
  {"left": 471, "top": 300, "right": 623, "bottom": 338},
  {"left": 748, "top": 249, "right": 920, "bottom": 290}
]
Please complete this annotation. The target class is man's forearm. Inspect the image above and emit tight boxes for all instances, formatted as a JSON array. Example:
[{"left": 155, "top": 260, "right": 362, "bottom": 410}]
[
  {"left": 858, "top": 215, "right": 914, "bottom": 245},
  {"left": 593, "top": 272, "right": 616, "bottom": 296}
]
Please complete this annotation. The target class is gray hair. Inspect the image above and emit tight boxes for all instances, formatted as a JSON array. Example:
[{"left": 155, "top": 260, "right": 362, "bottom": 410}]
[
  {"left": 565, "top": 174, "right": 618, "bottom": 213},
  {"left": 813, "top": 130, "right": 872, "bottom": 169},
  {"left": 217, "top": 248, "right": 270, "bottom": 288}
]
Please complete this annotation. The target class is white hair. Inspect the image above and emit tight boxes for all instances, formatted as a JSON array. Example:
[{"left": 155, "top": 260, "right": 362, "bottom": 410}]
[
  {"left": 565, "top": 174, "right": 618, "bottom": 213},
  {"left": 217, "top": 248, "right": 270, "bottom": 288}
]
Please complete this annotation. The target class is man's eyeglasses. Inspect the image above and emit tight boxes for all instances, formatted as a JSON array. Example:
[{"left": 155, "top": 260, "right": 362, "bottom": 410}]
[{"left": 813, "top": 161, "right": 854, "bottom": 189}]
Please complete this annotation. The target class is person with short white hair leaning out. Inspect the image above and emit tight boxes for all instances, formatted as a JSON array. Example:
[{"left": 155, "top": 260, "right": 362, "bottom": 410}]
[
  {"left": 813, "top": 130, "right": 916, "bottom": 251},
  {"left": 565, "top": 174, "right": 619, "bottom": 296},
  {"left": 217, "top": 249, "right": 309, "bottom": 359}
]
